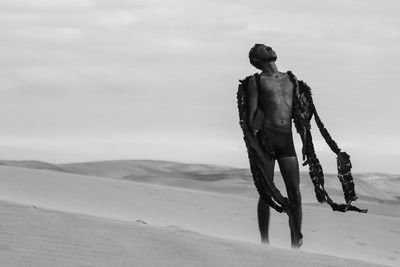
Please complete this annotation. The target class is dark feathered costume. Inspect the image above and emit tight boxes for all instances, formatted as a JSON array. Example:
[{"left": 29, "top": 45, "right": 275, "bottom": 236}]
[{"left": 237, "top": 71, "right": 367, "bottom": 241}]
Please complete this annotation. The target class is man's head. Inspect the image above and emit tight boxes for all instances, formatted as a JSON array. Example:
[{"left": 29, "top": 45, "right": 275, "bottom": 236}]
[{"left": 249, "top": 44, "right": 277, "bottom": 70}]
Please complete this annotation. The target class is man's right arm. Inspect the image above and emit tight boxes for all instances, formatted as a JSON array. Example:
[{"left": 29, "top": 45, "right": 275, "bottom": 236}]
[{"left": 247, "top": 76, "right": 258, "bottom": 132}]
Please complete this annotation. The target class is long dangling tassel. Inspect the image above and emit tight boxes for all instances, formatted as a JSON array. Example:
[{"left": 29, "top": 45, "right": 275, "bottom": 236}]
[
  {"left": 290, "top": 74, "right": 367, "bottom": 213},
  {"left": 237, "top": 76, "right": 286, "bottom": 213}
]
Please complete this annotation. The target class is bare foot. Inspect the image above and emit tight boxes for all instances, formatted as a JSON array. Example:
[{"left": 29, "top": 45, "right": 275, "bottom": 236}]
[
  {"left": 261, "top": 237, "right": 270, "bottom": 245},
  {"left": 291, "top": 238, "right": 303, "bottom": 249}
]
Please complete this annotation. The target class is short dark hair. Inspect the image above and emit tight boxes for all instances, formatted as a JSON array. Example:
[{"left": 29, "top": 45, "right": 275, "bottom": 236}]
[{"left": 249, "top": 43, "right": 264, "bottom": 70}]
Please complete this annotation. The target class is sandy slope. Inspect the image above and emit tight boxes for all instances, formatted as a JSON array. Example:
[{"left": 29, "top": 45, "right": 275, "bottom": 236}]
[
  {"left": 0, "top": 161, "right": 399, "bottom": 266},
  {"left": 0, "top": 200, "right": 384, "bottom": 267}
]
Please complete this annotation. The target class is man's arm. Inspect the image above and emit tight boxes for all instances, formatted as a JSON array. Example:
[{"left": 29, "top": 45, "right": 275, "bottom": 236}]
[
  {"left": 289, "top": 72, "right": 307, "bottom": 161},
  {"left": 247, "top": 76, "right": 258, "bottom": 132}
]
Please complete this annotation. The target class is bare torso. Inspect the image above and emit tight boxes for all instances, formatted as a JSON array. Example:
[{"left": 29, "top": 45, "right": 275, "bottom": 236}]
[{"left": 258, "top": 71, "right": 294, "bottom": 128}]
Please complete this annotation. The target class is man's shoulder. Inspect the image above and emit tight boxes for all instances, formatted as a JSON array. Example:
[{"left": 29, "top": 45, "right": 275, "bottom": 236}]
[
  {"left": 280, "top": 71, "right": 289, "bottom": 76},
  {"left": 241, "top": 72, "right": 259, "bottom": 80},
  {"left": 238, "top": 73, "right": 259, "bottom": 92},
  {"left": 285, "top": 70, "right": 297, "bottom": 79},
  {"left": 240, "top": 73, "right": 259, "bottom": 85}
]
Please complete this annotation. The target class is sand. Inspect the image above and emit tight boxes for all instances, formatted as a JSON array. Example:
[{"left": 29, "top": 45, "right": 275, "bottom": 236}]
[{"left": 0, "top": 160, "right": 398, "bottom": 266}]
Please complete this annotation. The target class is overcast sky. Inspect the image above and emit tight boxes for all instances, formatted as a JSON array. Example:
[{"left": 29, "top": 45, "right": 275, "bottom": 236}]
[{"left": 0, "top": 0, "right": 399, "bottom": 173}]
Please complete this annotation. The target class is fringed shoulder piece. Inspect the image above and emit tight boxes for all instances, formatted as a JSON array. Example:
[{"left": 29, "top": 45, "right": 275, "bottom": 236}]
[
  {"left": 237, "top": 74, "right": 286, "bottom": 212},
  {"left": 288, "top": 71, "right": 367, "bottom": 213}
]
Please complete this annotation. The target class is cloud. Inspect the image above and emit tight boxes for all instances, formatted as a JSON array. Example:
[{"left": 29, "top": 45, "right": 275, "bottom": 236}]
[
  {"left": 0, "top": 0, "right": 399, "bottom": 172},
  {"left": 0, "top": 0, "right": 93, "bottom": 10}
]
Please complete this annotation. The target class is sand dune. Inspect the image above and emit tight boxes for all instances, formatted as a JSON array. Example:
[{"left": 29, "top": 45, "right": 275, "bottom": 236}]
[
  {"left": 59, "top": 160, "right": 399, "bottom": 201},
  {"left": 0, "top": 159, "right": 383, "bottom": 203},
  {"left": 0, "top": 200, "right": 384, "bottom": 267},
  {"left": 2, "top": 159, "right": 398, "bottom": 201},
  {"left": 0, "top": 162, "right": 399, "bottom": 266},
  {"left": 0, "top": 160, "right": 66, "bottom": 172}
]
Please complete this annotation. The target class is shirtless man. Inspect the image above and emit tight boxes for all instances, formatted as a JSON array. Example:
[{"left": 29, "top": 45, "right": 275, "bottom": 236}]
[{"left": 247, "top": 44, "right": 302, "bottom": 248}]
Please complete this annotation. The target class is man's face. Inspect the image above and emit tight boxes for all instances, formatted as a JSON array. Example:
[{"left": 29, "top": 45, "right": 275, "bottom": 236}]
[{"left": 255, "top": 45, "right": 277, "bottom": 62}]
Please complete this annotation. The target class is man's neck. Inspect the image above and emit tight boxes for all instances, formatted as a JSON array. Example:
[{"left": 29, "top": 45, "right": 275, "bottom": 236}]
[{"left": 260, "top": 61, "right": 279, "bottom": 76}]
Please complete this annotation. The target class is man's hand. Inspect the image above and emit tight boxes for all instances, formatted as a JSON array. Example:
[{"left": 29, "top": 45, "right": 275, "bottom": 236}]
[{"left": 252, "top": 128, "right": 258, "bottom": 137}]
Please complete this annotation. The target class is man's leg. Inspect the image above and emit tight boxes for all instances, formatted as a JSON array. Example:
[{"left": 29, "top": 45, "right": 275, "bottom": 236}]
[
  {"left": 277, "top": 156, "right": 302, "bottom": 248},
  {"left": 257, "top": 157, "right": 275, "bottom": 244}
]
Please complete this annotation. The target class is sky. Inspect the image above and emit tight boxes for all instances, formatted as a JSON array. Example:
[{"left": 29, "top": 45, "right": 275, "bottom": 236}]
[{"left": 0, "top": 0, "right": 399, "bottom": 173}]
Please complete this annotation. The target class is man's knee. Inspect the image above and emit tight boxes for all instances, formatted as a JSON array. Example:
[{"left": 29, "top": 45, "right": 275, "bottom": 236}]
[
  {"left": 258, "top": 195, "right": 269, "bottom": 206},
  {"left": 288, "top": 189, "right": 302, "bottom": 206}
]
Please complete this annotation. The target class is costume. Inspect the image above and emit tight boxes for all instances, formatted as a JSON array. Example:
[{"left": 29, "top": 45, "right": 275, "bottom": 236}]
[{"left": 237, "top": 71, "right": 367, "bottom": 241}]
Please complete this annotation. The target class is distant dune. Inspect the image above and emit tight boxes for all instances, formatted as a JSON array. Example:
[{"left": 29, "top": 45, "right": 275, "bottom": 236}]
[
  {"left": 0, "top": 160, "right": 66, "bottom": 172},
  {"left": 0, "top": 159, "right": 399, "bottom": 266},
  {"left": 1, "top": 159, "right": 399, "bottom": 202}
]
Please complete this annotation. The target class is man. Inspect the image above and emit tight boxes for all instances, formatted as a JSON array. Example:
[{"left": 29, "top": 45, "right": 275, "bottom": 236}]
[{"left": 246, "top": 44, "right": 302, "bottom": 248}]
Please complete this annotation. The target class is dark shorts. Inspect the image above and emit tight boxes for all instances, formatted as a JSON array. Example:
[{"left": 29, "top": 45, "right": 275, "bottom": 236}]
[{"left": 257, "top": 123, "right": 297, "bottom": 159}]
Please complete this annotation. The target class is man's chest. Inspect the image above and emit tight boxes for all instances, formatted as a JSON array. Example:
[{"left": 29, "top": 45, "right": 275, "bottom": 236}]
[{"left": 259, "top": 76, "right": 294, "bottom": 102}]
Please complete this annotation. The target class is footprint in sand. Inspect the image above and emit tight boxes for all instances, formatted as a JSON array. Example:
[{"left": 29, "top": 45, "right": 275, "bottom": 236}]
[{"left": 166, "top": 225, "right": 180, "bottom": 230}]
